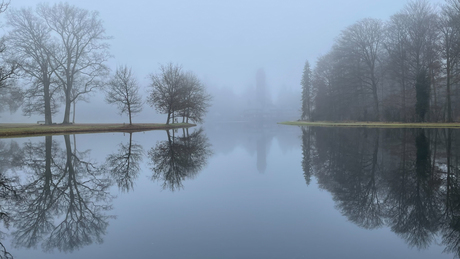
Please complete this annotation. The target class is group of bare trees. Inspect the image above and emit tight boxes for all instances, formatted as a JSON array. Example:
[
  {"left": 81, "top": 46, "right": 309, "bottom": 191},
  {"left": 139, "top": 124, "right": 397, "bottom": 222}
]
[
  {"left": 302, "top": 0, "right": 460, "bottom": 122},
  {"left": 0, "top": 2, "right": 211, "bottom": 125},
  {"left": 5, "top": 2, "right": 110, "bottom": 124},
  {"left": 148, "top": 63, "right": 211, "bottom": 125}
]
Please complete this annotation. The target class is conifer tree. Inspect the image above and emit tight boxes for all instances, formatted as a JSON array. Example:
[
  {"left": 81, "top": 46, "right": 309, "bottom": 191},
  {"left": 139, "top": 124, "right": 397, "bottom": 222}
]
[{"left": 301, "top": 60, "right": 312, "bottom": 120}]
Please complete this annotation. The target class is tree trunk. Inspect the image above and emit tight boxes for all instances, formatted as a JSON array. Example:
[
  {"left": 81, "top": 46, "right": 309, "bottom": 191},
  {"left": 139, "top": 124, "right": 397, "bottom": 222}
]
[
  {"left": 372, "top": 85, "right": 380, "bottom": 121},
  {"left": 447, "top": 64, "right": 453, "bottom": 122},
  {"left": 44, "top": 78, "right": 52, "bottom": 125},
  {"left": 128, "top": 103, "right": 132, "bottom": 125},
  {"left": 401, "top": 62, "right": 406, "bottom": 122},
  {"left": 166, "top": 110, "right": 171, "bottom": 125},
  {"left": 63, "top": 96, "right": 71, "bottom": 124},
  {"left": 63, "top": 63, "right": 72, "bottom": 124},
  {"left": 72, "top": 101, "right": 76, "bottom": 124}
]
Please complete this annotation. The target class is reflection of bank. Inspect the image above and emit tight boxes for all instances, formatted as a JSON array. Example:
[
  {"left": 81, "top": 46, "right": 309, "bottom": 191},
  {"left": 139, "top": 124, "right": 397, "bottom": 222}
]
[
  {"left": 149, "top": 128, "right": 212, "bottom": 191},
  {"left": 10, "top": 135, "right": 113, "bottom": 253},
  {"left": 301, "top": 127, "right": 460, "bottom": 257}
]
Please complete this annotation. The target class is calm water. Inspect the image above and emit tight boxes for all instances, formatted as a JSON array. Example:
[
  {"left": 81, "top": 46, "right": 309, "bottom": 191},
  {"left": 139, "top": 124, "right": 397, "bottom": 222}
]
[{"left": 0, "top": 124, "right": 458, "bottom": 259}]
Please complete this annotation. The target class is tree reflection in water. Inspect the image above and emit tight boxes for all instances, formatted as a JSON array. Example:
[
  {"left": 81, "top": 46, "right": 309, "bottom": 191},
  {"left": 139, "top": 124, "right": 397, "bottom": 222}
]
[
  {"left": 0, "top": 141, "right": 21, "bottom": 259},
  {"left": 105, "top": 132, "right": 143, "bottom": 192},
  {"left": 0, "top": 128, "right": 213, "bottom": 257},
  {"left": 301, "top": 127, "right": 460, "bottom": 256},
  {"left": 149, "top": 127, "right": 212, "bottom": 191},
  {"left": 11, "top": 135, "right": 114, "bottom": 253}
]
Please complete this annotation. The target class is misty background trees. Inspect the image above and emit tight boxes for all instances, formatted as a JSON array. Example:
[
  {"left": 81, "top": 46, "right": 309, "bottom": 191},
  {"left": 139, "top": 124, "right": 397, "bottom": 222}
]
[{"left": 302, "top": 0, "right": 460, "bottom": 123}]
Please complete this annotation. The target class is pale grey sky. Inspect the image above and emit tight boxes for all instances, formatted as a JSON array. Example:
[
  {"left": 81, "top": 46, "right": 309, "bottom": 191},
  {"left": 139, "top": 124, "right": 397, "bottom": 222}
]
[{"left": 1, "top": 0, "right": 445, "bottom": 123}]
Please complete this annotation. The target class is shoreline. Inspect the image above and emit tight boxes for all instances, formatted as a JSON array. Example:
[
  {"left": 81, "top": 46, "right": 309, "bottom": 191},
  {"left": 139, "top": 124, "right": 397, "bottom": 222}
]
[
  {"left": 279, "top": 121, "right": 460, "bottom": 128},
  {"left": 0, "top": 123, "right": 196, "bottom": 138}
]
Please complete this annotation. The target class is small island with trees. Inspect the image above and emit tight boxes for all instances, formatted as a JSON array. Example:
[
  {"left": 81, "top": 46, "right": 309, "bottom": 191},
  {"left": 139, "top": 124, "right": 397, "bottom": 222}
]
[
  {"left": 283, "top": 0, "right": 460, "bottom": 128},
  {"left": 0, "top": 2, "right": 211, "bottom": 137}
]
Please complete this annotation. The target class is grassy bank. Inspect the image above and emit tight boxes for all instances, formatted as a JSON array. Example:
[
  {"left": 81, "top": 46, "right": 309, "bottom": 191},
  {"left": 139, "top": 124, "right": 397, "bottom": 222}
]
[
  {"left": 279, "top": 121, "right": 460, "bottom": 128},
  {"left": 0, "top": 123, "right": 195, "bottom": 138}
]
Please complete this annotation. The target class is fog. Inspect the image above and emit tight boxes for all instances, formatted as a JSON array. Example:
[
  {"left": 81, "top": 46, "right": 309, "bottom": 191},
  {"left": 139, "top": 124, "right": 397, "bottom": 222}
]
[{"left": 0, "top": 0, "right": 445, "bottom": 123}]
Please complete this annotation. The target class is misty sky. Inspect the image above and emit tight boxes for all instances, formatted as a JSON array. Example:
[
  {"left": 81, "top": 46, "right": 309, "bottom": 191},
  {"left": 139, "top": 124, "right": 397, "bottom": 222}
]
[{"left": 1, "top": 0, "right": 446, "bottom": 123}]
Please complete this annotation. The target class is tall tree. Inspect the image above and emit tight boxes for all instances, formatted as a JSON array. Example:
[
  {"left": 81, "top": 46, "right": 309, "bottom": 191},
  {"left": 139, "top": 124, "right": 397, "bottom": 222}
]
[
  {"left": 337, "top": 18, "right": 385, "bottom": 121},
  {"left": 6, "top": 7, "right": 58, "bottom": 124},
  {"left": 311, "top": 53, "right": 336, "bottom": 121},
  {"left": 148, "top": 63, "right": 183, "bottom": 124},
  {"left": 300, "top": 60, "right": 312, "bottom": 120},
  {"left": 106, "top": 65, "right": 143, "bottom": 125},
  {"left": 440, "top": 0, "right": 460, "bottom": 122},
  {"left": 385, "top": 13, "right": 411, "bottom": 121},
  {"left": 403, "top": 0, "right": 439, "bottom": 121},
  {"left": 37, "top": 2, "right": 110, "bottom": 124},
  {"left": 0, "top": 1, "right": 16, "bottom": 92}
]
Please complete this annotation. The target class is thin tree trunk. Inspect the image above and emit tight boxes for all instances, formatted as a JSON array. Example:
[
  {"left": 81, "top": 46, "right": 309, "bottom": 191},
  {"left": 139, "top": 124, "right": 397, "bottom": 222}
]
[
  {"left": 44, "top": 79, "right": 52, "bottom": 125},
  {"left": 72, "top": 101, "right": 76, "bottom": 124},
  {"left": 128, "top": 103, "right": 132, "bottom": 125}
]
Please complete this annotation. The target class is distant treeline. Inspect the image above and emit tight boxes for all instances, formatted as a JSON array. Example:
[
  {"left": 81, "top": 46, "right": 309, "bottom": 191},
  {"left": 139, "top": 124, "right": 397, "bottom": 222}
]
[{"left": 301, "top": 0, "right": 460, "bottom": 122}]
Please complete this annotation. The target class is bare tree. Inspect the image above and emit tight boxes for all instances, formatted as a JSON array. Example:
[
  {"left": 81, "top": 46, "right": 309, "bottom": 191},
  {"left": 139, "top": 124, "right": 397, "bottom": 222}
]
[
  {"left": 311, "top": 53, "right": 335, "bottom": 121},
  {"left": 6, "top": 7, "right": 59, "bottom": 124},
  {"left": 337, "top": 18, "right": 385, "bottom": 121},
  {"left": 106, "top": 65, "right": 143, "bottom": 125},
  {"left": 0, "top": 1, "right": 16, "bottom": 92},
  {"left": 148, "top": 64, "right": 211, "bottom": 125},
  {"left": 385, "top": 13, "right": 411, "bottom": 121},
  {"left": 148, "top": 63, "right": 184, "bottom": 124},
  {"left": 37, "top": 2, "right": 110, "bottom": 124},
  {"left": 178, "top": 71, "right": 211, "bottom": 124},
  {"left": 440, "top": 0, "right": 460, "bottom": 122}
]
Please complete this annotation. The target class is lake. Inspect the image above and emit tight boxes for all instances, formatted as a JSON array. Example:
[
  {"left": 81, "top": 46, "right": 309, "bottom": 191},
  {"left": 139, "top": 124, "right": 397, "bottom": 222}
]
[{"left": 0, "top": 124, "right": 458, "bottom": 259}]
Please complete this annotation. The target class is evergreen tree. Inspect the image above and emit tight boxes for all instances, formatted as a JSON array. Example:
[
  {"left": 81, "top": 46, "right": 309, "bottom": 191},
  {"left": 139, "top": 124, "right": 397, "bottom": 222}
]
[{"left": 301, "top": 60, "right": 312, "bottom": 120}]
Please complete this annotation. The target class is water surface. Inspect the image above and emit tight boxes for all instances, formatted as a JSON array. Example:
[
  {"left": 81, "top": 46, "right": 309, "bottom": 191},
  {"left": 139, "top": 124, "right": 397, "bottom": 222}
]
[{"left": 0, "top": 125, "right": 457, "bottom": 258}]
